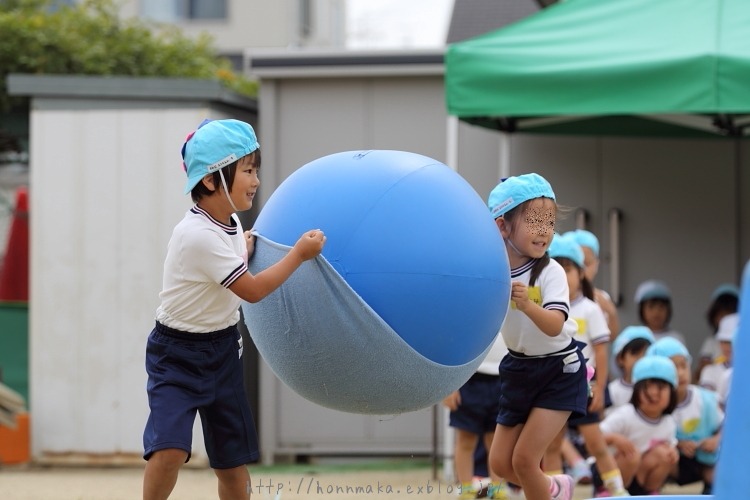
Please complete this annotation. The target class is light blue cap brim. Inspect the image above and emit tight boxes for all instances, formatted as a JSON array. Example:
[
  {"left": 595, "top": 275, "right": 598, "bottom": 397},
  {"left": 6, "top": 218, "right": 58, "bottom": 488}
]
[
  {"left": 488, "top": 173, "right": 555, "bottom": 218},
  {"left": 612, "top": 325, "right": 655, "bottom": 357},
  {"left": 646, "top": 337, "right": 692, "bottom": 363},
  {"left": 549, "top": 233, "right": 584, "bottom": 268},
  {"left": 182, "top": 119, "right": 260, "bottom": 194},
  {"left": 568, "top": 229, "right": 600, "bottom": 257},
  {"left": 633, "top": 355, "right": 678, "bottom": 388},
  {"left": 634, "top": 279, "right": 672, "bottom": 303},
  {"left": 711, "top": 283, "right": 740, "bottom": 301}
]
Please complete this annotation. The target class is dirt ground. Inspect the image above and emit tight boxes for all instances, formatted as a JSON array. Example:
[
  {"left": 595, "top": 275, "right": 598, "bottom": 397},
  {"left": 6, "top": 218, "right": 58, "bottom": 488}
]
[{"left": 0, "top": 461, "right": 703, "bottom": 500}]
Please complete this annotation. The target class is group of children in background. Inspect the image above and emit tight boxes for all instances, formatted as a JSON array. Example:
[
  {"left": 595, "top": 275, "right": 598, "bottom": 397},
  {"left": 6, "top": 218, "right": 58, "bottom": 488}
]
[{"left": 445, "top": 172, "right": 739, "bottom": 500}]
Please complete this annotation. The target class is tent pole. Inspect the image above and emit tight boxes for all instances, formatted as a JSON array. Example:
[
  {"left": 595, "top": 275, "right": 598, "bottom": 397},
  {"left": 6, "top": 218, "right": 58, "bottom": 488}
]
[{"left": 443, "top": 114, "right": 459, "bottom": 484}]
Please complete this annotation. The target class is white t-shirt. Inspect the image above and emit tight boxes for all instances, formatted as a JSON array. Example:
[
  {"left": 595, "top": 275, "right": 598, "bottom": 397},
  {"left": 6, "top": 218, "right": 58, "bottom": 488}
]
[
  {"left": 698, "top": 335, "right": 720, "bottom": 361},
  {"left": 569, "top": 294, "right": 610, "bottom": 368},
  {"left": 600, "top": 404, "right": 677, "bottom": 453},
  {"left": 156, "top": 205, "right": 248, "bottom": 333},
  {"left": 716, "top": 367, "right": 733, "bottom": 407},
  {"left": 606, "top": 378, "right": 634, "bottom": 416},
  {"left": 501, "top": 258, "right": 578, "bottom": 356},
  {"left": 673, "top": 385, "right": 724, "bottom": 440},
  {"left": 700, "top": 362, "right": 729, "bottom": 392}
]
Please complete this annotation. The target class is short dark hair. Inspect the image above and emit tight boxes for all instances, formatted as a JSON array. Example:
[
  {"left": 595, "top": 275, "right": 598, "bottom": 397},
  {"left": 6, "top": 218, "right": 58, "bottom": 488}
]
[
  {"left": 554, "top": 257, "right": 594, "bottom": 300},
  {"left": 190, "top": 149, "right": 261, "bottom": 203},
  {"left": 706, "top": 294, "right": 739, "bottom": 332},
  {"left": 630, "top": 379, "right": 678, "bottom": 414},
  {"left": 615, "top": 338, "right": 651, "bottom": 368},
  {"left": 638, "top": 298, "right": 672, "bottom": 325}
]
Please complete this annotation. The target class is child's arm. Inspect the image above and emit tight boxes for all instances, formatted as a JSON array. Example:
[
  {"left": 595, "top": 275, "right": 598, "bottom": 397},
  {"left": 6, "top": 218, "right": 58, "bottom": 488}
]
[
  {"left": 511, "top": 281, "right": 565, "bottom": 336},
  {"left": 442, "top": 391, "right": 461, "bottom": 411},
  {"left": 603, "top": 432, "right": 637, "bottom": 459},
  {"left": 698, "top": 429, "right": 722, "bottom": 453},
  {"left": 589, "top": 343, "right": 609, "bottom": 413},
  {"left": 230, "top": 229, "right": 325, "bottom": 303}
]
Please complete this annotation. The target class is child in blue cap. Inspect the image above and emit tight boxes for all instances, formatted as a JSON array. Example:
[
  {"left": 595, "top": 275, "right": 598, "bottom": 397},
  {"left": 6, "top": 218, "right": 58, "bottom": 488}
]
[
  {"left": 565, "top": 229, "right": 620, "bottom": 338},
  {"left": 486, "top": 174, "right": 588, "bottom": 500},
  {"left": 607, "top": 325, "right": 655, "bottom": 414},
  {"left": 634, "top": 279, "right": 686, "bottom": 345},
  {"left": 647, "top": 337, "right": 723, "bottom": 494},
  {"left": 600, "top": 355, "right": 679, "bottom": 495},
  {"left": 142, "top": 119, "right": 326, "bottom": 499},
  {"left": 543, "top": 233, "right": 628, "bottom": 497}
]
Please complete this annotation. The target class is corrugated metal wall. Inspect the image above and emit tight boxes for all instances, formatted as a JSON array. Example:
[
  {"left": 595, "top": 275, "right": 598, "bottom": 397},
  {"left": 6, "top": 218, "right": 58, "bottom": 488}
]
[{"left": 16, "top": 76, "right": 257, "bottom": 464}]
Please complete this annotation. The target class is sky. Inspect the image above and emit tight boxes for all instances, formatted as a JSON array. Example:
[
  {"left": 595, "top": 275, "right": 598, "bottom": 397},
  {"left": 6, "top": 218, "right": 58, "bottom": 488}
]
[{"left": 346, "top": 0, "right": 454, "bottom": 49}]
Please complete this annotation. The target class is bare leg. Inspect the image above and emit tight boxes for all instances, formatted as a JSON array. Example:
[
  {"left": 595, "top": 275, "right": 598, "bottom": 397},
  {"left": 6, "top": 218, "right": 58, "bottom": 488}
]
[
  {"left": 454, "top": 429, "right": 481, "bottom": 484},
  {"left": 542, "top": 426, "right": 566, "bottom": 473},
  {"left": 637, "top": 445, "right": 673, "bottom": 492},
  {"left": 484, "top": 431, "right": 504, "bottom": 484},
  {"left": 513, "top": 407, "right": 570, "bottom": 500},
  {"left": 215, "top": 465, "right": 252, "bottom": 500},
  {"left": 143, "top": 448, "right": 188, "bottom": 500},
  {"left": 489, "top": 423, "right": 523, "bottom": 485}
]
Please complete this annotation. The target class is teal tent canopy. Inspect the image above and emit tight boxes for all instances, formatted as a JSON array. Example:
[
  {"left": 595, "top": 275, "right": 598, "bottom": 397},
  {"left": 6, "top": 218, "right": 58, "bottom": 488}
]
[{"left": 445, "top": 0, "right": 750, "bottom": 137}]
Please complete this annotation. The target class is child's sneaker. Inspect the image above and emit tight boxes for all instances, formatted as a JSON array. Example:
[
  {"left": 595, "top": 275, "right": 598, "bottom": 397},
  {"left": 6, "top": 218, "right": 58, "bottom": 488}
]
[
  {"left": 487, "top": 482, "right": 508, "bottom": 500},
  {"left": 551, "top": 474, "right": 575, "bottom": 500},
  {"left": 458, "top": 484, "right": 479, "bottom": 500},
  {"left": 570, "top": 460, "right": 593, "bottom": 484}
]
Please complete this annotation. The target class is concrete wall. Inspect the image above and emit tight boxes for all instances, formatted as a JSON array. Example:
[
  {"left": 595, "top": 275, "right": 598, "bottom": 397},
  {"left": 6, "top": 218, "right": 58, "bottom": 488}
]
[{"left": 8, "top": 74, "right": 256, "bottom": 464}]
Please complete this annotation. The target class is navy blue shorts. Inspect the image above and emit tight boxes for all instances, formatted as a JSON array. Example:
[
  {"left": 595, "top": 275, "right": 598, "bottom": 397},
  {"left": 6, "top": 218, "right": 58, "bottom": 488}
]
[
  {"left": 496, "top": 341, "right": 588, "bottom": 427},
  {"left": 673, "top": 453, "right": 711, "bottom": 486},
  {"left": 449, "top": 372, "right": 502, "bottom": 435},
  {"left": 143, "top": 322, "right": 260, "bottom": 469},
  {"left": 569, "top": 374, "right": 601, "bottom": 426}
]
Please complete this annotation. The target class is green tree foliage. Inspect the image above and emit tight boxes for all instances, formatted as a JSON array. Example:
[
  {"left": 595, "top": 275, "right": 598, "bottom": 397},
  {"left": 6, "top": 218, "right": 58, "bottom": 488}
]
[{"left": 0, "top": 0, "right": 257, "bottom": 110}]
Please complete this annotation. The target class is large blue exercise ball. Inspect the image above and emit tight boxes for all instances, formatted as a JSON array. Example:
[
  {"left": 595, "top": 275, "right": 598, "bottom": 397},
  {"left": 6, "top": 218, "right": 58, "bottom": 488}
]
[{"left": 243, "top": 150, "right": 510, "bottom": 414}]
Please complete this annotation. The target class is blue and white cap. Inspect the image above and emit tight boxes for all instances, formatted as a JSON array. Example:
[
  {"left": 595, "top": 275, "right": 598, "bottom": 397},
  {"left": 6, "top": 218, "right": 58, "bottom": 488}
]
[
  {"left": 612, "top": 325, "right": 655, "bottom": 358},
  {"left": 646, "top": 337, "right": 692, "bottom": 363},
  {"left": 711, "top": 283, "right": 740, "bottom": 301},
  {"left": 568, "top": 229, "right": 600, "bottom": 257},
  {"left": 548, "top": 232, "right": 584, "bottom": 268},
  {"left": 181, "top": 119, "right": 260, "bottom": 194},
  {"left": 632, "top": 355, "right": 678, "bottom": 388},
  {"left": 487, "top": 173, "right": 555, "bottom": 219},
  {"left": 634, "top": 279, "right": 672, "bottom": 303}
]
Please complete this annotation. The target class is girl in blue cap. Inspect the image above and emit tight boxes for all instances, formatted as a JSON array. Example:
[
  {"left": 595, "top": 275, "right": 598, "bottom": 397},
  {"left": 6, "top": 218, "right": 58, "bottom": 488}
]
[
  {"left": 142, "top": 119, "right": 326, "bottom": 500},
  {"left": 607, "top": 326, "right": 655, "bottom": 414},
  {"left": 647, "top": 337, "right": 724, "bottom": 495},
  {"left": 543, "top": 233, "right": 628, "bottom": 497},
  {"left": 634, "top": 279, "right": 686, "bottom": 345},
  {"left": 486, "top": 174, "right": 588, "bottom": 500},
  {"left": 600, "top": 355, "right": 679, "bottom": 495},
  {"left": 565, "top": 229, "right": 620, "bottom": 339}
]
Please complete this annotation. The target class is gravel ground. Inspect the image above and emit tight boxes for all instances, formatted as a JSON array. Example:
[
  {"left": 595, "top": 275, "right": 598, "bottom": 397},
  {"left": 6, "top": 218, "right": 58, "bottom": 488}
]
[{"left": 0, "top": 462, "right": 703, "bottom": 500}]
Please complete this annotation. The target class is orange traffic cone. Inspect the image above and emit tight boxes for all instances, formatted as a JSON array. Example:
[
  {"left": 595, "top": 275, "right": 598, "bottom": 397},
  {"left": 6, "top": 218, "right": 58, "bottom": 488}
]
[{"left": 0, "top": 186, "right": 29, "bottom": 301}]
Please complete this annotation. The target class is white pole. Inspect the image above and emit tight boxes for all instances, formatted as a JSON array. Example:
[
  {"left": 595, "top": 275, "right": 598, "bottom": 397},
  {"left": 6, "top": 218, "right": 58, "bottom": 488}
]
[
  {"left": 442, "top": 114, "right": 459, "bottom": 483},
  {"left": 499, "top": 132, "right": 511, "bottom": 180}
]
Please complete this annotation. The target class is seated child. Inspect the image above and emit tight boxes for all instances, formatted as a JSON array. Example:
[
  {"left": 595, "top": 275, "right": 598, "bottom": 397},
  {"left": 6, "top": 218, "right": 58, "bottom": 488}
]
[
  {"left": 600, "top": 356, "right": 679, "bottom": 495},
  {"left": 607, "top": 326, "right": 655, "bottom": 414},
  {"left": 647, "top": 337, "right": 723, "bottom": 495}
]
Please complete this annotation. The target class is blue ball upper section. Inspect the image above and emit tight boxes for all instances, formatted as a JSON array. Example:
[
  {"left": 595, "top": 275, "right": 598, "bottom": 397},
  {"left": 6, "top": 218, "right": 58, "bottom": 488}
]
[{"left": 253, "top": 150, "right": 510, "bottom": 366}]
